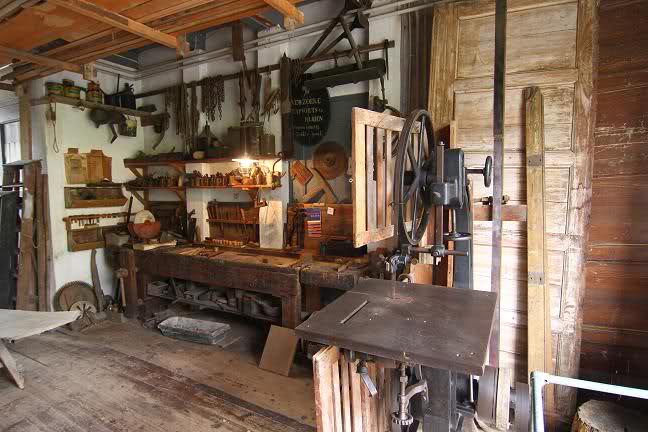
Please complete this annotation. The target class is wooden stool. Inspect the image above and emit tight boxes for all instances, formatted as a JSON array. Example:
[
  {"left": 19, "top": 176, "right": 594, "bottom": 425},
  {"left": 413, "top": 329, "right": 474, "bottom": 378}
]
[{"left": 572, "top": 399, "right": 648, "bottom": 432}]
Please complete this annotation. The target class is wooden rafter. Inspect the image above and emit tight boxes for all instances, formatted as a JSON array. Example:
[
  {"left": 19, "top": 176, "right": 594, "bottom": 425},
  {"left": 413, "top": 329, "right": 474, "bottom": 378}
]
[
  {"left": 0, "top": 45, "right": 81, "bottom": 73},
  {"left": 4, "top": 0, "right": 271, "bottom": 82},
  {"left": 263, "top": 0, "right": 304, "bottom": 24},
  {"left": 48, "top": 0, "right": 181, "bottom": 50},
  {"left": 0, "top": 0, "right": 34, "bottom": 22}
]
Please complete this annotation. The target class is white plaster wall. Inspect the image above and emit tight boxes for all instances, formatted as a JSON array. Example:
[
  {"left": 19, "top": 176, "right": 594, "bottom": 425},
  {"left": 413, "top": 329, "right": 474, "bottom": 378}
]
[
  {"left": 29, "top": 70, "right": 145, "bottom": 303},
  {"left": 0, "top": 0, "right": 404, "bottom": 307},
  {"left": 0, "top": 94, "right": 18, "bottom": 122},
  {"left": 133, "top": 0, "right": 382, "bottom": 249}
]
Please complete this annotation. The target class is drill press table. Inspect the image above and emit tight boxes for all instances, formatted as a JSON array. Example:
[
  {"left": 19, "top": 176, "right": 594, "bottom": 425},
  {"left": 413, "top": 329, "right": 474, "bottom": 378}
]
[
  {"left": 296, "top": 278, "right": 497, "bottom": 375},
  {"left": 296, "top": 279, "right": 497, "bottom": 431}
]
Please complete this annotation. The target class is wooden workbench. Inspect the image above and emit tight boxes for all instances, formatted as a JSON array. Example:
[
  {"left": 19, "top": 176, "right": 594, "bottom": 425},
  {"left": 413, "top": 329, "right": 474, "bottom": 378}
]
[{"left": 118, "top": 246, "right": 368, "bottom": 329}]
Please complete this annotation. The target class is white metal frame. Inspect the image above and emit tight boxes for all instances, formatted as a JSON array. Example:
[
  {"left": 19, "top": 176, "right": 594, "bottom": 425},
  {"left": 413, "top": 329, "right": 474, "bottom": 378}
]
[{"left": 530, "top": 371, "right": 648, "bottom": 432}]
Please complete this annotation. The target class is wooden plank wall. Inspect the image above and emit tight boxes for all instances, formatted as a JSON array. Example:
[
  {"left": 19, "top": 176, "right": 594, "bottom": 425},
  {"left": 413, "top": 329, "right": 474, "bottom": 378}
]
[
  {"left": 428, "top": 0, "right": 597, "bottom": 424},
  {"left": 580, "top": 0, "right": 648, "bottom": 404}
]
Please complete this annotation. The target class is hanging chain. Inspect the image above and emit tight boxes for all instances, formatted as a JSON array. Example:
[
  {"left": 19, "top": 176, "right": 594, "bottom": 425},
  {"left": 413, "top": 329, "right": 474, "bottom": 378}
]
[{"left": 201, "top": 75, "right": 225, "bottom": 122}]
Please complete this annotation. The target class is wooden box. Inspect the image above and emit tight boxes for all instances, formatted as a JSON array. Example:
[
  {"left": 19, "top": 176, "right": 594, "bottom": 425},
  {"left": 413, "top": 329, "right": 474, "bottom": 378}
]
[
  {"left": 64, "top": 186, "right": 127, "bottom": 208},
  {"left": 288, "top": 204, "right": 354, "bottom": 252}
]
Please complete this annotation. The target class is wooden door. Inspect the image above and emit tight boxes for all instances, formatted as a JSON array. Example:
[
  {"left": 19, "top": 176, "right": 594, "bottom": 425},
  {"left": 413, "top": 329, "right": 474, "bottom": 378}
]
[{"left": 428, "top": 0, "right": 597, "bottom": 423}]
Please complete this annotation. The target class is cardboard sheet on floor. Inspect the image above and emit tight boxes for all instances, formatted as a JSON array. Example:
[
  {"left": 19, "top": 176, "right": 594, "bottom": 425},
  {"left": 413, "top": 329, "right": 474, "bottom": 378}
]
[{"left": 259, "top": 325, "right": 299, "bottom": 377}]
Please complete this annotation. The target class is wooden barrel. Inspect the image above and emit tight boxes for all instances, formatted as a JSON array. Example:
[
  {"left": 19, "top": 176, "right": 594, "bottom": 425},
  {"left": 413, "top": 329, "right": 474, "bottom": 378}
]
[{"left": 572, "top": 400, "right": 648, "bottom": 432}]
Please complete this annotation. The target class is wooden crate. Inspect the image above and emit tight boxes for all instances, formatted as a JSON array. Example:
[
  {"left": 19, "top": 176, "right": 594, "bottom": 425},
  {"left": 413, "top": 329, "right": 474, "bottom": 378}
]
[
  {"left": 287, "top": 203, "right": 354, "bottom": 252},
  {"left": 313, "top": 346, "right": 392, "bottom": 432}
]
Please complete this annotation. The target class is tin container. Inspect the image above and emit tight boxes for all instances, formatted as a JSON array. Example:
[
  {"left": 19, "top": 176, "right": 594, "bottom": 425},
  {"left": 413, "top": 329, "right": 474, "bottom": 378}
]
[
  {"left": 64, "top": 85, "right": 82, "bottom": 99},
  {"left": 86, "top": 90, "right": 103, "bottom": 104},
  {"left": 45, "top": 82, "right": 64, "bottom": 96}
]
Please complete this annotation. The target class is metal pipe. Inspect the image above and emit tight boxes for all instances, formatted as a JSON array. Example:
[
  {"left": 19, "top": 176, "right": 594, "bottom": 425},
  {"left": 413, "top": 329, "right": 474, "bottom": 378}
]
[
  {"left": 489, "top": 0, "right": 507, "bottom": 368},
  {"left": 530, "top": 371, "right": 648, "bottom": 432},
  {"left": 135, "top": 40, "right": 393, "bottom": 98},
  {"left": 135, "top": 0, "right": 461, "bottom": 80}
]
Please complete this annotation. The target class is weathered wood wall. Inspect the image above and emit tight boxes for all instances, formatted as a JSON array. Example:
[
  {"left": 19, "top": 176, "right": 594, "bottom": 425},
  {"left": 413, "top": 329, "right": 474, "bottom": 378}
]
[
  {"left": 428, "top": 0, "right": 597, "bottom": 424},
  {"left": 581, "top": 0, "right": 648, "bottom": 400}
]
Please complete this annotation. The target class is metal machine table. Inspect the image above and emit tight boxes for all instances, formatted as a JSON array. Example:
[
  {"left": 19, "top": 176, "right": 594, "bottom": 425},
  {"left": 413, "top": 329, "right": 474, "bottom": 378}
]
[
  {"left": 296, "top": 278, "right": 496, "bottom": 375},
  {"left": 296, "top": 278, "right": 497, "bottom": 431}
]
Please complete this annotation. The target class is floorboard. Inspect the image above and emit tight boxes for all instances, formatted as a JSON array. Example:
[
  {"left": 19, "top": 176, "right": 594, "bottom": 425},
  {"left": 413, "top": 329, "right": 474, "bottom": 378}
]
[{"left": 0, "top": 319, "right": 316, "bottom": 432}]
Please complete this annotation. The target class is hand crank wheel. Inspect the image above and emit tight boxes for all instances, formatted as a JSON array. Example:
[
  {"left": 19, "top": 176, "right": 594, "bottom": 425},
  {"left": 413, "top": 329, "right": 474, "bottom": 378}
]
[{"left": 394, "top": 110, "right": 436, "bottom": 246}]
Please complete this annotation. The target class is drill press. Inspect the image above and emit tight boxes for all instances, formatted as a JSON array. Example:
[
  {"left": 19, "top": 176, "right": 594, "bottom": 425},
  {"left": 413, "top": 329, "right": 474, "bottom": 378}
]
[{"left": 296, "top": 109, "right": 496, "bottom": 431}]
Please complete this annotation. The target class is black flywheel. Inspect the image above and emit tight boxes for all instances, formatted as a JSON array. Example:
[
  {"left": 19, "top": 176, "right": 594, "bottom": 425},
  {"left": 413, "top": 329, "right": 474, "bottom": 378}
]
[{"left": 394, "top": 110, "right": 436, "bottom": 246}]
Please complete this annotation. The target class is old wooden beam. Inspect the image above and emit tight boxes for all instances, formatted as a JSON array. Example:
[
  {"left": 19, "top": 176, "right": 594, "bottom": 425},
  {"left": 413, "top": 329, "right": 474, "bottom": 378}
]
[
  {"left": 263, "top": 0, "right": 304, "bottom": 25},
  {"left": 48, "top": 0, "right": 180, "bottom": 50},
  {"left": 473, "top": 204, "right": 527, "bottom": 222},
  {"left": 0, "top": 0, "right": 33, "bottom": 22},
  {"left": 16, "top": 84, "right": 31, "bottom": 159},
  {"left": 0, "top": 45, "right": 81, "bottom": 73},
  {"left": 525, "top": 86, "right": 553, "bottom": 411}
]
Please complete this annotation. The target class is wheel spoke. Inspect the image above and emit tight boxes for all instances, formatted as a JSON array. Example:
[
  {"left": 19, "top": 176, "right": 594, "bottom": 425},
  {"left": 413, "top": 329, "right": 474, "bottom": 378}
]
[
  {"left": 403, "top": 169, "right": 422, "bottom": 203},
  {"left": 403, "top": 182, "right": 414, "bottom": 202},
  {"left": 407, "top": 144, "right": 421, "bottom": 177},
  {"left": 412, "top": 186, "right": 420, "bottom": 235},
  {"left": 418, "top": 121, "right": 425, "bottom": 161}
]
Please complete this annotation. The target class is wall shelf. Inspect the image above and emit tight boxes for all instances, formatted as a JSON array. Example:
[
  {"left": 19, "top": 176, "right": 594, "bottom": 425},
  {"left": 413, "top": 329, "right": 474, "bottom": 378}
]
[
  {"left": 149, "top": 292, "right": 279, "bottom": 324},
  {"left": 124, "top": 156, "right": 277, "bottom": 169},
  {"left": 187, "top": 185, "right": 274, "bottom": 190},
  {"left": 125, "top": 185, "right": 185, "bottom": 191},
  {"left": 32, "top": 95, "right": 153, "bottom": 118},
  {"left": 124, "top": 185, "right": 186, "bottom": 207},
  {"left": 207, "top": 219, "right": 257, "bottom": 225}
]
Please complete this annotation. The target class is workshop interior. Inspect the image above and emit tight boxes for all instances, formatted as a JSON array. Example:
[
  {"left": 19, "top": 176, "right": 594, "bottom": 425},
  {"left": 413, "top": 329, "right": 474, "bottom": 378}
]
[{"left": 0, "top": 0, "right": 646, "bottom": 431}]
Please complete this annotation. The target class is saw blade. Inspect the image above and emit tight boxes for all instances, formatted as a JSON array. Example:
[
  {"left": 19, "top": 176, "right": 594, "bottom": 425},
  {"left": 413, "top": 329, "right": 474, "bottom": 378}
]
[{"left": 313, "top": 141, "right": 348, "bottom": 180}]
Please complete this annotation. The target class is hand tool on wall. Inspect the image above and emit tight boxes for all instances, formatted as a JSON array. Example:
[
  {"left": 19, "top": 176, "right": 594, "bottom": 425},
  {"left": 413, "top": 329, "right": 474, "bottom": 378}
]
[
  {"left": 90, "top": 249, "right": 105, "bottom": 312},
  {"left": 302, "top": 168, "right": 338, "bottom": 204}
]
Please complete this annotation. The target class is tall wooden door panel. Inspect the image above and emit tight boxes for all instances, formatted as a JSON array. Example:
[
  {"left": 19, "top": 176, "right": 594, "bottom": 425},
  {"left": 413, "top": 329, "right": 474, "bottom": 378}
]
[{"left": 428, "top": 0, "right": 596, "bottom": 424}]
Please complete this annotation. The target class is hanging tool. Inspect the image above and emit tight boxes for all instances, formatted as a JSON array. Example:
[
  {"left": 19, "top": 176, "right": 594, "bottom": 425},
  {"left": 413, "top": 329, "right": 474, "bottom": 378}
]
[
  {"left": 302, "top": 168, "right": 338, "bottom": 204},
  {"left": 90, "top": 249, "right": 105, "bottom": 312},
  {"left": 115, "top": 268, "right": 128, "bottom": 311}
]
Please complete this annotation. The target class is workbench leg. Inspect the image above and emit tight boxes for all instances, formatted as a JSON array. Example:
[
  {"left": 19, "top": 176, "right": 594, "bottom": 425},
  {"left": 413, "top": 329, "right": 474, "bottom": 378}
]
[
  {"left": 119, "top": 249, "right": 139, "bottom": 319},
  {"left": 422, "top": 368, "right": 455, "bottom": 432},
  {"left": 137, "top": 272, "right": 153, "bottom": 318},
  {"left": 282, "top": 295, "right": 301, "bottom": 329},
  {"left": 303, "top": 284, "right": 322, "bottom": 313},
  {"left": 0, "top": 340, "right": 24, "bottom": 389}
]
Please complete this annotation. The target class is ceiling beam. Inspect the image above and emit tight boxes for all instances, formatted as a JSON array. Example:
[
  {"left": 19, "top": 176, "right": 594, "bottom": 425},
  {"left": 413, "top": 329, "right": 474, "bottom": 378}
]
[
  {"left": 7, "top": 0, "right": 278, "bottom": 82},
  {"left": 263, "top": 0, "right": 304, "bottom": 25},
  {"left": 0, "top": 45, "right": 82, "bottom": 73},
  {"left": 0, "top": 82, "right": 14, "bottom": 91},
  {"left": 48, "top": 0, "right": 180, "bottom": 50},
  {"left": 0, "top": 0, "right": 34, "bottom": 22}
]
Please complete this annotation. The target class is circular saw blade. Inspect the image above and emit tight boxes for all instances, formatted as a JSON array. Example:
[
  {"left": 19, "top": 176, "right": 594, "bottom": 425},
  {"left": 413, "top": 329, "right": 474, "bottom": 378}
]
[
  {"left": 53, "top": 281, "right": 98, "bottom": 312},
  {"left": 134, "top": 210, "right": 156, "bottom": 225},
  {"left": 313, "top": 142, "right": 348, "bottom": 180}
]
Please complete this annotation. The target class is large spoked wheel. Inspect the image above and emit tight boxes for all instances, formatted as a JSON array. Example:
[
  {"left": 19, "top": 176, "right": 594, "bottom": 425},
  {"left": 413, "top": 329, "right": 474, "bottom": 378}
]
[{"left": 394, "top": 110, "right": 436, "bottom": 246}]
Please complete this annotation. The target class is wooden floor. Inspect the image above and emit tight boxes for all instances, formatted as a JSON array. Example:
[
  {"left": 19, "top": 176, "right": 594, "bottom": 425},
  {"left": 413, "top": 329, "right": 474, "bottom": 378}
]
[{"left": 0, "top": 319, "right": 316, "bottom": 432}]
